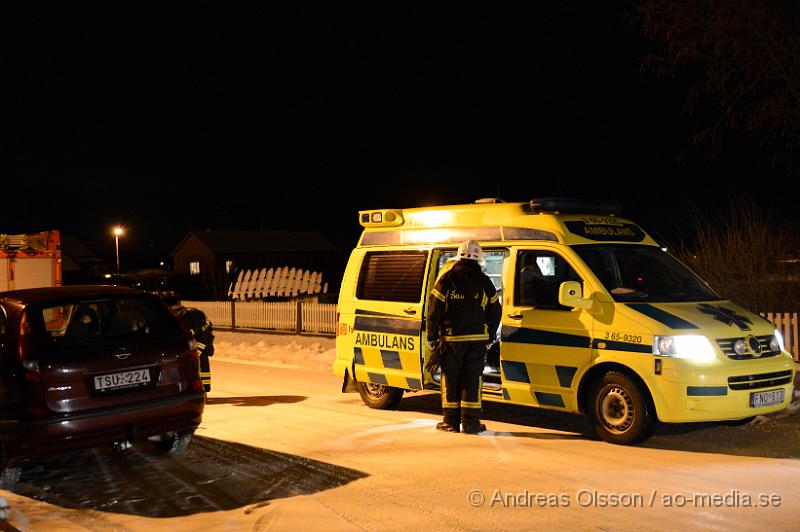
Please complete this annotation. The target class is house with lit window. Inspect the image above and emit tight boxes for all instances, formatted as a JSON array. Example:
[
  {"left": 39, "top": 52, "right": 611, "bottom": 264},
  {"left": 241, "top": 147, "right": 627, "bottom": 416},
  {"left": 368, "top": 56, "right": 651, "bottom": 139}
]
[{"left": 170, "top": 230, "right": 342, "bottom": 298}]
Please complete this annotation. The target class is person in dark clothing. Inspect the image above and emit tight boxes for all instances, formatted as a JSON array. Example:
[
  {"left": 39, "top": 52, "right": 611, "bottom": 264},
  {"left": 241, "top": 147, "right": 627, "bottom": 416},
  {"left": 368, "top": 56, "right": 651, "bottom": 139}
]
[
  {"left": 172, "top": 305, "right": 214, "bottom": 392},
  {"left": 426, "top": 240, "right": 502, "bottom": 434}
]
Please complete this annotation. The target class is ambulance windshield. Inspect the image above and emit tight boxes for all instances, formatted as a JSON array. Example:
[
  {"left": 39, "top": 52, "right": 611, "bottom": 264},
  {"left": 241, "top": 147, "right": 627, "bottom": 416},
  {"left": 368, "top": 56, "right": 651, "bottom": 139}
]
[{"left": 573, "top": 245, "right": 720, "bottom": 303}]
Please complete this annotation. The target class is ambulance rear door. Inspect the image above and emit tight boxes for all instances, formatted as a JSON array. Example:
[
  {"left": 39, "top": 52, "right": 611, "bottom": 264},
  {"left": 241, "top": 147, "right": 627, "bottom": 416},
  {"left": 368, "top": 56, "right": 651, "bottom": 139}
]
[{"left": 351, "top": 247, "right": 431, "bottom": 391}]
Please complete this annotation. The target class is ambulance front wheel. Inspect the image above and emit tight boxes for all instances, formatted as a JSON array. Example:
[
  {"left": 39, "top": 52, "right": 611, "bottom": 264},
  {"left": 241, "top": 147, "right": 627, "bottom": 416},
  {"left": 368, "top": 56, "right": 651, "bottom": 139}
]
[
  {"left": 357, "top": 382, "right": 404, "bottom": 409},
  {"left": 589, "top": 371, "right": 656, "bottom": 445}
]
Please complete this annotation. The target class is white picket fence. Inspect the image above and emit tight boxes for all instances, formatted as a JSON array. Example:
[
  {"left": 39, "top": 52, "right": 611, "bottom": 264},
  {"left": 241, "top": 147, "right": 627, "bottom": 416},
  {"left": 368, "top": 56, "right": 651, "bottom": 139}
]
[
  {"left": 181, "top": 300, "right": 336, "bottom": 335},
  {"left": 180, "top": 302, "right": 799, "bottom": 358},
  {"left": 762, "top": 312, "right": 799, "bottom": 360}
]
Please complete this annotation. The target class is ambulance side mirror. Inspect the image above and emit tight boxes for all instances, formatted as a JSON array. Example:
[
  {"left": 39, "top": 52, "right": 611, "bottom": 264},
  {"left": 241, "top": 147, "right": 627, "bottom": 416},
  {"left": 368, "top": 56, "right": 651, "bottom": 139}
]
[{"left": 558, "top": 281, "right": 594, "bottom": 310}]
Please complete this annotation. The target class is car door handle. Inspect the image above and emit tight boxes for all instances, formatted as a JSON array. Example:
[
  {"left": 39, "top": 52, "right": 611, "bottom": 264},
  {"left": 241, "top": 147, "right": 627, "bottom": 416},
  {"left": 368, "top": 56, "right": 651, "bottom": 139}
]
[
  {"left": 403, "top": 308, "right": 417, "bottom": 315},
  {"left": 506, "top": 313, "right": 523, "bottom": 320}
]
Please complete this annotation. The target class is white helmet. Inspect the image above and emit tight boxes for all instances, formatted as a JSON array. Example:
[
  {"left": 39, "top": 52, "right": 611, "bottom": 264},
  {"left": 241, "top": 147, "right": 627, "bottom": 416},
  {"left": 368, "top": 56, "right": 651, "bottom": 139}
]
[{"left": 457, "top": 240, "right": 484, "bottom": 262}]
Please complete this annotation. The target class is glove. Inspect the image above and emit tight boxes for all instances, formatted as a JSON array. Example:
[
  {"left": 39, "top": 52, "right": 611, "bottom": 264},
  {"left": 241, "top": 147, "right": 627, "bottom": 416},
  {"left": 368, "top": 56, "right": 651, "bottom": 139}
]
[{"left": 425, "top": 348, "right": 441, "bottom": 373}]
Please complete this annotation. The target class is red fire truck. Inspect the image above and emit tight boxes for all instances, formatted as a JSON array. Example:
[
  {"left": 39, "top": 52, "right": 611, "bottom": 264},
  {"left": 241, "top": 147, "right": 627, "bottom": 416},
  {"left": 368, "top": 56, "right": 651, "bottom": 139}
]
[{"left": 0, "top": 230, "right": 62, "bottom": 291}]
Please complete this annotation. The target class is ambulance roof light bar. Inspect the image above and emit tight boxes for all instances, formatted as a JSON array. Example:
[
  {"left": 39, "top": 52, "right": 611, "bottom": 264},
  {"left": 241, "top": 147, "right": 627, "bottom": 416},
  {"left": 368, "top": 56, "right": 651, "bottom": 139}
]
[{"left": 529, "top": 197, "right": 622, "bottom": 216}]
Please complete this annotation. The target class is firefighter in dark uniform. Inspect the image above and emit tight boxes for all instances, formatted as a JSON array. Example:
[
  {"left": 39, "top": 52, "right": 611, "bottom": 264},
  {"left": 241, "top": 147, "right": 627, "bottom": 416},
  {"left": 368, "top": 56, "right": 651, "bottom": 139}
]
[
  {"left": 426, "top": 240, "right": 502, "bottom": 434},
  {"left": 172, "top": 305, "right": 214, "bottom": 392}
]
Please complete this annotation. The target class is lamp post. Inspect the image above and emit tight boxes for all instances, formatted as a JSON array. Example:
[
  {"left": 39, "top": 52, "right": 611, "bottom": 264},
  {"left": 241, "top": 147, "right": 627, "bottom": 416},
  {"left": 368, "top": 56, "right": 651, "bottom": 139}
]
[{"left": 113, "top": 226, "right": 123, "bottom": 275}]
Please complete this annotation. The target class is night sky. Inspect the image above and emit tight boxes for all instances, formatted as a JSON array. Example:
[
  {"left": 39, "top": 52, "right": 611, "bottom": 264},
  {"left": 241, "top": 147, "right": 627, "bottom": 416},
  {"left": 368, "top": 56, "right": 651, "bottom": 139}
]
[{"left": 4, "top": 3, "right": 795, "bottom": 269}]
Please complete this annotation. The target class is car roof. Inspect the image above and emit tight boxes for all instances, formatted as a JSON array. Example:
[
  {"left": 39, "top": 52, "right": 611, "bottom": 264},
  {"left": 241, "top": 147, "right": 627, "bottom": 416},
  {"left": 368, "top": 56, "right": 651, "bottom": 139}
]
[{"left": 0, "top": 285, "right": 148, "bottom": 305}]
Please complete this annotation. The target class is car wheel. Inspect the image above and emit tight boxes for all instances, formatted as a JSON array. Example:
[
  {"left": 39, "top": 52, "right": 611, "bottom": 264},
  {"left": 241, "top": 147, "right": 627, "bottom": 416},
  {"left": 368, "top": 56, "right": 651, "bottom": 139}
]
[
  {"left": 151, "top": 430, "right": 194, "bottom": 453},
  {"left": 357, "top": 381, "right": 403, "bottom": 409},
  {"left": 589, "top": 371, "right": 656, "bottom": 445}
]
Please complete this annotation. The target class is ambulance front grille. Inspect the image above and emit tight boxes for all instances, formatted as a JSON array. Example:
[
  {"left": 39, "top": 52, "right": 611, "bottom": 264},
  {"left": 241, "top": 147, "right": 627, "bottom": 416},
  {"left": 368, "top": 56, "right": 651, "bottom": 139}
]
[
  {"left": 716, "top": 335, "right": 781, "bottom": 360},
  {"left": 728, "top": 370, "right": 793, "bottom": 390}
]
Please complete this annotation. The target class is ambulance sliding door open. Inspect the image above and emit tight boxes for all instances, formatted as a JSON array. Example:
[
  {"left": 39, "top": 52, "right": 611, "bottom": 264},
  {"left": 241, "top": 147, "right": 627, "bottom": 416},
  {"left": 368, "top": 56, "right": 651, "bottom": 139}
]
[{"left": 427, "top": 248, "right": 509, "bottom": 391}]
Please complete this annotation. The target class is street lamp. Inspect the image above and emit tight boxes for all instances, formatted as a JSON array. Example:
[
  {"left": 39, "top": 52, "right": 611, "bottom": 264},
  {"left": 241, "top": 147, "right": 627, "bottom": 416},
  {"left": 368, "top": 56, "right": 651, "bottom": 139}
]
[{"left": 113, "top": 226, "right": 124, "bottom": 275}]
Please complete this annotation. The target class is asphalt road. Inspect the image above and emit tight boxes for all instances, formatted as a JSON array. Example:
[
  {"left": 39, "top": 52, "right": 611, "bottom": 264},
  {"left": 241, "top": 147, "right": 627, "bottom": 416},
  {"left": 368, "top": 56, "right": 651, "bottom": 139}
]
[{"left": 3, "top": 357, "right": 799, "bottom": 531}]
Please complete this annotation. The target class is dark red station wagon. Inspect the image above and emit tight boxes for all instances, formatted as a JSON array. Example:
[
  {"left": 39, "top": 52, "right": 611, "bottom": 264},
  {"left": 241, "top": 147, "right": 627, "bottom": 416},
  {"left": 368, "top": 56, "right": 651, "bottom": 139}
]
[{"left": 0, "top": 286, "right": 205, "bottom": 487}]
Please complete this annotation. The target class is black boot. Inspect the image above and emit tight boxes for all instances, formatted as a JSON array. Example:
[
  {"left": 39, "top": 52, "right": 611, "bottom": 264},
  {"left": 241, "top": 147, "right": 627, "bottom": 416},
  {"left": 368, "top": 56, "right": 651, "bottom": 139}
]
[
  {"left": 436, "top": 421, "right": 460, "bottom": 432},
  {"left": 462, "top": 422, "right": 486, "bottom": 434},
  {"left": 461, "top": 406, "right": 485, "bottom": 434},
  {"left": 438, "top": 407, "right": 460, "bottom": 432}
]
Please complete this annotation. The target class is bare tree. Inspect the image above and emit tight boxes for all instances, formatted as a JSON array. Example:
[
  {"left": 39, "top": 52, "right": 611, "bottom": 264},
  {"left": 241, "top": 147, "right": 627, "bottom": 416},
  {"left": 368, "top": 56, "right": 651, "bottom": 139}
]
[
  {"left": 634, "top": 0, "right": 800, "bottom": 171},
  {"left": 678, "top": 195, "right": 800, "bottom": 312}
]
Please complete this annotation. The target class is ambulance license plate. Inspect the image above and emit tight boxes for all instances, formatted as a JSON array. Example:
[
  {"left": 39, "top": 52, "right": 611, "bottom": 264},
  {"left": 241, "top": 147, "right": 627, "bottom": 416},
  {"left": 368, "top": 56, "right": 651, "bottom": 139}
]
[
  {"left": 94, "top": 368, "right": 151, "bottom": 391},
  {"left": 750, "top": 388, "right": 784, "bottom": 408}
]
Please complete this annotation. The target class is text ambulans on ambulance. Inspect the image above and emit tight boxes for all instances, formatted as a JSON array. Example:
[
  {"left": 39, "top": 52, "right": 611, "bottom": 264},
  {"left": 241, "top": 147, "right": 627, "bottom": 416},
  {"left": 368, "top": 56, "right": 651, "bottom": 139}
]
[{"left": 333, "top": 198, "right": 795, "bottom": 444}]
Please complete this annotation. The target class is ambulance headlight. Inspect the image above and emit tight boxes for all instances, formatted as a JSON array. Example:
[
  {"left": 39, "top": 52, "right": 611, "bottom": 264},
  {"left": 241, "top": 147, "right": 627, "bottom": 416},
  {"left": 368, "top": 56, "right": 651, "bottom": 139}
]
[
  {"left": 653, "top": 335, "right": 716, "bottom": 361},
  {"left": 772, "top": 330, "right": 785, "bottom": 352}
]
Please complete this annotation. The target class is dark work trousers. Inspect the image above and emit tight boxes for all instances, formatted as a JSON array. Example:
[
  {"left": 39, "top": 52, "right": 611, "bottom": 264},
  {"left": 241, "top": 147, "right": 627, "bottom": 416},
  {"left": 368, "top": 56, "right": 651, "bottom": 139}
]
[{"left": 440, "top": 341, "right": 485, "bottom": 428}]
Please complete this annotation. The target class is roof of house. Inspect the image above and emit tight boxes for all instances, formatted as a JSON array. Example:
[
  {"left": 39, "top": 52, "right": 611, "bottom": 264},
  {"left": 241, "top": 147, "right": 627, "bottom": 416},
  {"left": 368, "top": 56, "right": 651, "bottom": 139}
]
[
  {"left": 171, "top": 230, "right": 340, "bottom": 256},
  {"left": 61, "top": 235, "right": 103, "bottom": 262},
  {"left": 60, "top": 235, "right": 103, "bottom": 272}
]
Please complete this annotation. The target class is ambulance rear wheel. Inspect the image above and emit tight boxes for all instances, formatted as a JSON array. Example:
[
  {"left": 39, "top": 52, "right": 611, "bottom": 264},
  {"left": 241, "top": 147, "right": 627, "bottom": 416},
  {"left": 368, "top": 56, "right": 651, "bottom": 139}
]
[
  {"left": 589, "top": 371, "right": 655, "bottom": 445},
  {"left": 357, "top": 382, "right": 403, "bottom": 409}
]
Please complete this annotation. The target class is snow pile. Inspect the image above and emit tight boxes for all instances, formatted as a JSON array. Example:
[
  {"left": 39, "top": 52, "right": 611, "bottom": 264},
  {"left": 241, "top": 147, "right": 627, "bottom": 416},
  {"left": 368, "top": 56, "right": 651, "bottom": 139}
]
[
  {"left": 781, "top": 368, "right": 800, "bottom": 416},
  {"left": 788, "top": 388, "right": 800, "bottom": 414},
  {"left": 213, "top": 330, "right": 336, "bottom": 372},
  {"left": 769, "top": 387, "right": 800, "bottom": 419}
]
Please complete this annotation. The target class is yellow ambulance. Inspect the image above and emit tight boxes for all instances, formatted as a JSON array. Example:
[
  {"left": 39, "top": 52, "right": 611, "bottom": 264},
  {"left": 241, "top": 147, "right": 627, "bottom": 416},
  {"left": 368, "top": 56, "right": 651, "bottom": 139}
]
[{"left": 332, "top": 198, "right": 795, "bottom": 444}]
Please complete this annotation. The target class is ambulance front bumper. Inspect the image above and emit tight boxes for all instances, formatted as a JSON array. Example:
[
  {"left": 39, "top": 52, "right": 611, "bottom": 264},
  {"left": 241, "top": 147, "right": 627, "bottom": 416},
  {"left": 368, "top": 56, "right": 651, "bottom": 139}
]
[{"left": 652, "top": 353, "right": 796, "bottom": 423}]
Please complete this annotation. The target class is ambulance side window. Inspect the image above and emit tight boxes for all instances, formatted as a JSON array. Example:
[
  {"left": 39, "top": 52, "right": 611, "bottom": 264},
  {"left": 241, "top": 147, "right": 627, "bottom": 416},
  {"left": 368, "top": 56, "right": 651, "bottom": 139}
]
[
  {"left": 515, "top": 250, "right": 581, "bottom": 310},
  {"left": 439, "top": 250, "right": 507, "bottom": 291},
  {"left": 356, "top": 250, "right": 428, "bottom": 303}
]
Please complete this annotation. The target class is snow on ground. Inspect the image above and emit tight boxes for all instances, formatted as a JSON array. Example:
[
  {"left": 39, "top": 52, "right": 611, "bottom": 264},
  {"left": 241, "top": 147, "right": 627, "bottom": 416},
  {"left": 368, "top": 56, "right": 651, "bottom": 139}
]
[
  {"left": 213, "top": 330, "right": 336, "bottom": 373},
  {"left": 3, "top": 331, "right": 798, "bottom": 530}
]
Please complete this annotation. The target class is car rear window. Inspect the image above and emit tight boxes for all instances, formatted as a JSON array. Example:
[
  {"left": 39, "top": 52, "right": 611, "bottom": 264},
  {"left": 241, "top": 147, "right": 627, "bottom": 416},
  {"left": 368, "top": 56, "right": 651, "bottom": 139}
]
[{"left": 37, "top": 297, "right": 181, "bottom": 343}]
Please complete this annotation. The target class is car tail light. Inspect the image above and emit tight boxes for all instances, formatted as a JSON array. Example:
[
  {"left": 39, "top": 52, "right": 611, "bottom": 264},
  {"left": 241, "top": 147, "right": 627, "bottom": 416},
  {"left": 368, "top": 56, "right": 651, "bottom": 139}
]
[
  {"left": 189, "top": 339, "right": 204, "bottom": 391},
  {"left": 190, "top": 374, "right": 204, "bottom": 392},
  {"left": 335, "top": 311, "right": 340, "bottom": 336},
  {"left": 18, "top": 310, "right": 41, "bottom": 383}
]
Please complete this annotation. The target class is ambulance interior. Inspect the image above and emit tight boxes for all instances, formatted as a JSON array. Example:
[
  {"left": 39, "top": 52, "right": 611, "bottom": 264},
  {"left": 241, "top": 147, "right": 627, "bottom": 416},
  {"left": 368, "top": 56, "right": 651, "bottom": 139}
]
[{"left": 436, "top": 250, "right": 507, "bottom": 391}]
